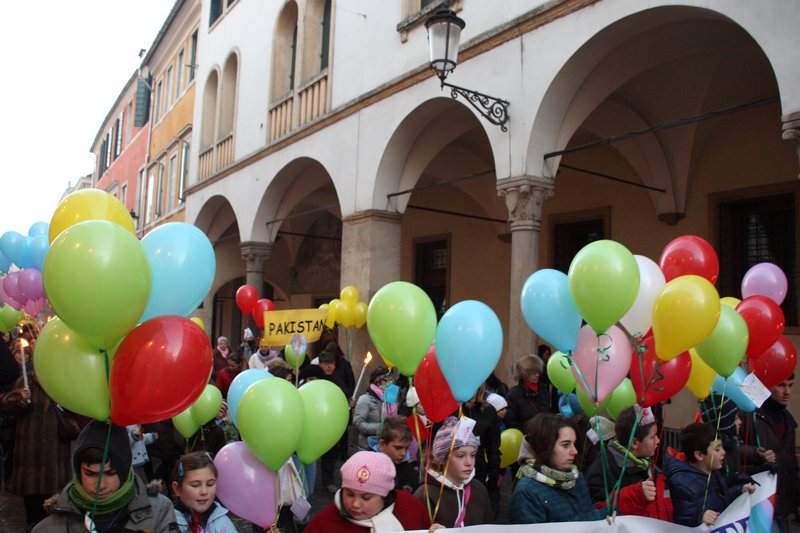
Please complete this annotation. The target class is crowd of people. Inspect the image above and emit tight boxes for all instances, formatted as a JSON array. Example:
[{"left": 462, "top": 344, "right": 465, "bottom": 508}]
[{"left": 0, "top": 323, "right": 797, "bottom": 532}]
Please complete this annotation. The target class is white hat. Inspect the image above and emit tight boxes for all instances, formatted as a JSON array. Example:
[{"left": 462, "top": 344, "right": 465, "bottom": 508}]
[
  {"left": 243, "top": 327, "right": 254, "bottom": 340},
  {"left": 486, "top": 393, "right": 508, "bottom": 412}
]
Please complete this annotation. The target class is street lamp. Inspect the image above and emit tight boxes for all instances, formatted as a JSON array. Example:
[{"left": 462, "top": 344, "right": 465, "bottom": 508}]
[{"left": 425, "top": 8, "right": 510, "bottom": 131}]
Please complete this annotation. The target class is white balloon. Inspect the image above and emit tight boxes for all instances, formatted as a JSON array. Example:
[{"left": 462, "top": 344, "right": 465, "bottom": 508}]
[{"left": 620, "top": 255, "right": 666, "bottom": 338}]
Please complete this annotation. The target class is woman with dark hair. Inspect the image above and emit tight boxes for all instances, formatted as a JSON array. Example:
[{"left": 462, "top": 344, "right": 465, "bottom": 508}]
[{"left": 510, "top": 413, "right": 607, "bottom": 524}]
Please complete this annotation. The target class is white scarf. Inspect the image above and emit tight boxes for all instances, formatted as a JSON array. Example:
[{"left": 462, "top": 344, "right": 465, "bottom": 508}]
[
  {"left": 334, "top": 489, "right": 404, "bottom": 533},
  {"left": 426, "top": 468, "right": 475, "bottom": 527}
]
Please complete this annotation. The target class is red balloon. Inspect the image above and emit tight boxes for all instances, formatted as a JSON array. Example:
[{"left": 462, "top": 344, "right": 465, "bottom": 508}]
[
  {"left": 658, "top": 235, "right": 719, "bottom": 284},
  {"left": 110, "top": 316, "right": 213, "bottom": 425},
  {"left": 252, "top": 298, "right": 275, "bottom": 329},
  {"left": 749, "top": 336, "right": 797, "bottom": 388},
  {"left": 736, "top": 296, "right": 785, "bottom": 358},
  {"left": 630, "top": 336, "right": 692, "bottom": 407},
  {"left": 236, "top": 284, "right": 259, "bottom": 315},
  {"left": 414, "top": 346, "right": 458, "bottom": 423}
]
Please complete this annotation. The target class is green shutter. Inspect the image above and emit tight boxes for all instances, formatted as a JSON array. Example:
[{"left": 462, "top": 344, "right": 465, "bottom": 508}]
[{"left": 134, "top": 78, "right": 151, "bottom": 127}]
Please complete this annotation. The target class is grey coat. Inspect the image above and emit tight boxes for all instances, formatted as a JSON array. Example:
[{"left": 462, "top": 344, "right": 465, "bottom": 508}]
[
  {"left": 32, "top": 476, "right": 177, "bottom": 532},
  {"left": 352, "top": 390, "right": 383, "bottom": 450}
]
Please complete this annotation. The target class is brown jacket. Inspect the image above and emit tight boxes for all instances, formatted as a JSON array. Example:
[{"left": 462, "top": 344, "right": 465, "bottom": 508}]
[{"left": 1, "top": 375, "right": 73, "bottom": 496}]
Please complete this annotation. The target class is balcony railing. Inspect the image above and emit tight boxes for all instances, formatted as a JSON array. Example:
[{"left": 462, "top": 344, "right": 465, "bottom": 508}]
[
  {"left": 268, "top": 71, "right": 329, "bottom": 141},
  {"left": 197, "top": 133, "right": 235, "bottom": 180}
]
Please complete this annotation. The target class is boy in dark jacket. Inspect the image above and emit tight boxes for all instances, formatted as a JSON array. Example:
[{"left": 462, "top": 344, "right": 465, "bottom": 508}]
[
  {"left": 375, "top": 415, "right": 419, "bottom": 492},
  {"left": 586, "top": 406, "right": 672, "bottom": 520},
  {"left": 665, "top": 422, "right": 754, "bottom": 527}
]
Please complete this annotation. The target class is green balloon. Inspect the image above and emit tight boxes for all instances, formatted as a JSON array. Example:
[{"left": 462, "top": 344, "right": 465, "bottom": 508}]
[
  {"left": 367, "top": 281, "right": 437, "bottom": 376},
  {"left": 605, "top": 378, "right": 637, "bottom": 419},
  {"left": 284, "top": 343, "right": 306, "bottom": 369},
  {"left": 0, "top": 305, "right": 23, "bottom": 333},
  {"left": 296, "top": 380, "right": 350, "bottom": 464},
  {"left": 695, "top": 305, "right": 748, "bottom": 378},
  {"left": 238, "top": 377, "right": 305, "bottom": 471},
  {"left": 173, "top": 408, "right": 200, "bottom": 439},
  {"left": 33, "top": 318, "right": 110, "bottom": 421},
  {"left": 190, "top": 384, "right": 223, "bottom": 426},
  {"left": 43, "top": 220, "right": 151, "bottom": 350},
  {"left": 568, "top": 240, "right": 640, "bottom": 334},
  {"left": 576, "top": 385, "right": 612, "bottom": 417},
  {"left": 547, "top": 351, "right": 576, "bottom": 394}
]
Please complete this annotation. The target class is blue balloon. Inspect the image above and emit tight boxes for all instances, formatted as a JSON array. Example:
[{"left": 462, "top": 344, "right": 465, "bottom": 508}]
[
  {"left": 29, "top": 235, "right": 49, "bottom": 271},
  {"left": 0, "top": 250, "right": 10, "bottom": 274},
  {"left": 0, "top": 231, "right": 31, "bottom": 268},
  {"left": 436, "top": 300, "right": 504, "bottom": 403},
  {"left": 712, "top": 367, "right": 756, "bottom": 412},
  {"left": 228, "top": 369, "right": 271, "bottom": 427},
  {"left": 28, "top": 221, "right": 49, "bottom": 238},
  {"left": 521, "top": 269, "right": 582, "bottom": 353},
  {"left": 139, "top": 222, "right": 216, "bottom": 322}
]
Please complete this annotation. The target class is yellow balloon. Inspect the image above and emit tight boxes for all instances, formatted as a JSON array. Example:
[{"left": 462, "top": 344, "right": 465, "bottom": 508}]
[
  {"left": 325, "top": 305, "right": 336, "bottom": 328},
  {"left": 652, "top": 275, "right": 720, "bottom": 361},
  {"left": 720, "top": 296, "right": 741, "bottom": 309},
  {"left": 686, "top": 348, "right": 716, "bottom": 399},
  {"left": 190, "top": 316, "right": 205, "bottom": 330},
  {"left": 335, "top": 301, "right": 354, "bottom": 328},
  {"left": 340, "top": 285, "right": 359, "bottom": 305},
  {"left": 353, "top": 302, "right": 368, "bottom": 329},
  {"left": 500, "top": 429, "right": 524, "bottom": 468},
  {"left": 49, "top": 189, "right": 136, "bottom": 244},
  {"left": 378, "top": 349, "right": 394, "bottom": 370}
]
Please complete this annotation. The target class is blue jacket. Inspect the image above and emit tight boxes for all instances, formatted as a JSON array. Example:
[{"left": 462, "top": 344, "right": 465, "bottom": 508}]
[
  {"left": 175, "top": 501, "right": 237, "bottom": 533},
  {"left": 509, "top": 474, "right": 607, "bottom": 524},
  {"left": 664, "top": 454, "right": 743, "bottom": 527}
]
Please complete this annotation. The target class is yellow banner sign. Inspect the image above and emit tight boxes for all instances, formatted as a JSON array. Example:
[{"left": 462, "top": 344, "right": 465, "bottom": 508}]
[{"left": 260, "top": 309, "right": 329, "bottom": 346}]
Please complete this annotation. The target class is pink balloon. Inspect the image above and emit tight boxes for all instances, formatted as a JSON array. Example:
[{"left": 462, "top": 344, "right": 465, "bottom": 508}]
[
  {"left": 3, "top": 272, "right": 27, "bottom": 306},
  {"left": 18, "top": 268, "right": 44, "bottom": 302},
  {"left": 22, "top": 298, "right": 45, "bottom": 317},
  {"left": 214, "top": 442, "right": 279, "bottom": 528},
  {"left": 0, "top": 280, "right": 21, "bottom": 309},
  {"left": 571, "top": 324, "right": 632, "bottom": 404},
  {"left": 741, "top": 263, "right": 788, "bottom": 305}
]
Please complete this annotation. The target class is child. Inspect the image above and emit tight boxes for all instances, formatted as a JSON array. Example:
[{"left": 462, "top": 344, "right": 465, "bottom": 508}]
[
  {"left": 171, "top": 451, "right": 237, "bottom": 533},
  {"left": 510, "top": 413, "right": 607, "bottom": 524},
  {"left": 665, "top": 423, "right": 755, "bottom": 526},
  {"left": 215, "top": 352, "right": 244, "bottom": 398},
  {"left": 374, "top": 415, "right": 419, "bottom": 492},
  {"left": 486, "top": 393, "right": 508, "bottom": 430},
  {"left": 585, "top": 406, "right": 672, "bottom": 520},
  {"left": 304, "top": 451, "right": 431, "bottom": 532},
  {"left": 414, "top": 416, "right": 493, "bottom": 527},
  {"left": 127, "top": 424, "right": 158, "bottom": 482}
]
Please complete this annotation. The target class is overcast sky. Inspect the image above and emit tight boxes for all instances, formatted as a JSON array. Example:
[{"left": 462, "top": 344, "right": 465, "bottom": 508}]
[{"left": 0, "top": 1, "right": 176, "bottom": 235}]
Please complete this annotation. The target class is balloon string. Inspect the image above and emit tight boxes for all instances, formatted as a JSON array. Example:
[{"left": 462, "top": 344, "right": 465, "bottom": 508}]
[
  {"left": 87, "top": 421, "right": 114, "bottom": 532},
  {"left": 701, "top": 379, "right": 727, "bottom": 519},
  {"left": 567, "top": 351, "right": 597, "bottom": 404},
  {"left": 422, "top": 427, "right": 435, "bottom": 522},
  {"left": 610, "top": 408, "right": 642, "bottom": 512},
  {"left": 432, "top": 406, "right": 461, "bottom": 523},
  {"left": 646, "top": 362, "right": 666, "bottom": 393},
  {"left": 633, "top": 335, "right": 648, "bottom": 405},
  {"left": 595, "top": 416, "right": 613, "bottom": 515}
]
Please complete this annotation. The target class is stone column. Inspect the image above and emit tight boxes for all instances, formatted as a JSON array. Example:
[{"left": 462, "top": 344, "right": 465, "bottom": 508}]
[
  {"left": 340, "top": 210, "right": 402, "bottom": 396},
  {"left": 782, "top": 112, "right": 800, "bottom": 179},
  {"left": 240, "top": 241, "right": 273, "bottom": 294},
  {"left": 497, "top": 175, "right": 555, "bottom": 379}
]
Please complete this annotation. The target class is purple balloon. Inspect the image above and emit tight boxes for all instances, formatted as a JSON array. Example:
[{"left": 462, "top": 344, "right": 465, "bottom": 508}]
[
  {"left": 0, "top": 281, "right": 21, "bottom": 310},
  {"left": 742, "top": 262, "right": 788, "bottom": 305},
  {"left": 18, "top": 268, "right": 44, "bottom": 302},
  {"left": 214, "top": 442, "right": 279, "bottom": 527},
  {"left": 3, "top": 272, "right": 27, "bottom": 305}
]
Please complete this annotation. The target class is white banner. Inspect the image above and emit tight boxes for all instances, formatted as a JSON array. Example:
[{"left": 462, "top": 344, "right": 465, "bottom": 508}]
[{"left": 406, "top": 472, "right": 776, "bottom": 533}]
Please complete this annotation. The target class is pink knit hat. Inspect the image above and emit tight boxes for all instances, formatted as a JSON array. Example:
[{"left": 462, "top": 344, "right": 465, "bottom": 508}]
[{"left": 340, "top": 451, "right": 396, "bottom": 497}]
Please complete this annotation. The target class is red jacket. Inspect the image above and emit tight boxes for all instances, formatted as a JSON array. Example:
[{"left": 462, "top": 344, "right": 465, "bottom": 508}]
[
  {"left": 597, "top": 472, "right": 673, "bottom": 521},
  {"left": 304, "top": 490, "right": 431, "bottom": 533}
]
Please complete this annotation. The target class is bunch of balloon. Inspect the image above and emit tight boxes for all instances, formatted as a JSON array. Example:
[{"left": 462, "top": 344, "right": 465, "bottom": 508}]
[
  {"left": 172, "top": 385, "right": 224, "bottom": 439},
  {"left": 34, "top": 189, "right": 216, "bottom": 427},
  {"left": 318, "top": 285, "right": 369, "bottom": 362},
  {"left": 0, "top": 220, "right": 51, "bottom": 320}
]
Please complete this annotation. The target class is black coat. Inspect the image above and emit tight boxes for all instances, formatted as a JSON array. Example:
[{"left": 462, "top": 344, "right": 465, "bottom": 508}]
[{"left": 505, "top": 382, "right": 551, "bottom": 431}]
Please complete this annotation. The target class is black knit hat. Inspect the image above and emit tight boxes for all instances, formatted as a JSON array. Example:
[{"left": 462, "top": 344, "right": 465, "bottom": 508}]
[{"left": 72, "top": 420, "right": 132, "bottom": 478}]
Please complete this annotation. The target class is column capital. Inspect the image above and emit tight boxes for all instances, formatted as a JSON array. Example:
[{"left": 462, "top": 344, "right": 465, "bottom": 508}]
[
  {"left": 496, "top": 175, "right": 555, "bottom": 231},
  {"left": 240, "top": 241, "right": 273, "bottom": 269},
  {"left": 782, "top": 112, "right": 800, "bottom": 179}
]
